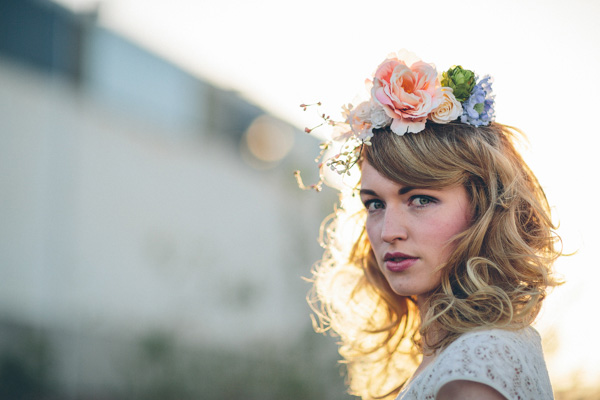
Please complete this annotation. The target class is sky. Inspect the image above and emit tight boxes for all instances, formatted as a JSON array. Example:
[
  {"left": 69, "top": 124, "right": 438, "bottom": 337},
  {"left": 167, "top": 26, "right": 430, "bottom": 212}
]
[{"left": 52, "top": 0, "right": 600, "bottom": 390}]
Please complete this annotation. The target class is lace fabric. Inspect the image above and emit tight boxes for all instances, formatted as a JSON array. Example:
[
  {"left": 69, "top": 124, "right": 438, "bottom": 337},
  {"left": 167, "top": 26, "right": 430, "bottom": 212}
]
[{"left": 396, "top": 327, "right": 553, "bottom": 400}]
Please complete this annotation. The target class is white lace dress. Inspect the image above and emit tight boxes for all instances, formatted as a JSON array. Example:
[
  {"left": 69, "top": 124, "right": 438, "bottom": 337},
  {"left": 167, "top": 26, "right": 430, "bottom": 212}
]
[{"left": 396, "top": 327, "right": 554, "bottom": 400}]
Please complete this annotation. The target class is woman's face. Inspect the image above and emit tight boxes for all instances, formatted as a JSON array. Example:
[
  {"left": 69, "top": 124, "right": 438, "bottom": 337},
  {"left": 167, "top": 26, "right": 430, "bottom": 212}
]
[{"left": 359, "top": 160, "right": 472, "bottom": 304}]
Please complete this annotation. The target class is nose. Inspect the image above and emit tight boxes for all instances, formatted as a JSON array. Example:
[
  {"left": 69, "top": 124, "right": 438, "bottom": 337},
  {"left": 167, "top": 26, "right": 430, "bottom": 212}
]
[{"left": 381, "top": 208, "right": 408, "bottom": 243}]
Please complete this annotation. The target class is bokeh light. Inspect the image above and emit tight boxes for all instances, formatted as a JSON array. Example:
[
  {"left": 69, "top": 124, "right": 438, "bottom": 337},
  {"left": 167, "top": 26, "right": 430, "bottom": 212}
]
[{"left": 242, "top": 114, "right": 294, "bottom": 166}]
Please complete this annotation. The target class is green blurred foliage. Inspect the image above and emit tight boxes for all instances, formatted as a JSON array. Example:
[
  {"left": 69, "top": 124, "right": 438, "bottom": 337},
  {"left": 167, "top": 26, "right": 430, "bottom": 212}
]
[{"left": 0, "top": 320, "right": 354, "bottom": 400}]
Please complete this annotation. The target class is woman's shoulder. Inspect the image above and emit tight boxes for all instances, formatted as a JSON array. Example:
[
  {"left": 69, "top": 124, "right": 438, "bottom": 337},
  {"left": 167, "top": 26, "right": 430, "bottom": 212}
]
[
  {"left": 398, "top": 327, "right": 554, "bottom": 400},
  {"left": 433, "top": 327, "right": 552, "bottom": 399},
  {"left": 447, "top": 326, "right": 543, "bottom": 354}
]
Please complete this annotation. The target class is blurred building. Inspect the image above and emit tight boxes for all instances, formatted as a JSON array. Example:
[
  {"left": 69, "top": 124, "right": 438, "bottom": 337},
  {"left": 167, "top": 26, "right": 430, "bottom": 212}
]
[{"left": 0, "top": 0, "right": 344, "bottom": 398}]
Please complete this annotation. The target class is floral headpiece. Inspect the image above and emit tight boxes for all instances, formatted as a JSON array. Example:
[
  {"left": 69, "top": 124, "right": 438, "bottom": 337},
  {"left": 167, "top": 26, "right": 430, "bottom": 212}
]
[{"left": 295, "top": 50, "right": 495, "bottom": 191}]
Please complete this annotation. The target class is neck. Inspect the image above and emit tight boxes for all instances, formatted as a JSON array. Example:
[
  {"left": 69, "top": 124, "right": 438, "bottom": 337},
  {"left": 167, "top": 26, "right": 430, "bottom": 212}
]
[
  {"left": 415, "top": 294, "right": 429, "bottom": 316},
  {"left": 415, "top": 293, "right": 446, "bottom": 356}
]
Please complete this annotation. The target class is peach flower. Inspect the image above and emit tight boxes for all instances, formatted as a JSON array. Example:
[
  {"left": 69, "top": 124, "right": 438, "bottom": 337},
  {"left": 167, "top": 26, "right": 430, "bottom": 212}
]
[{"left": 372, "top": 57, "right": 443, "bottom": 135}]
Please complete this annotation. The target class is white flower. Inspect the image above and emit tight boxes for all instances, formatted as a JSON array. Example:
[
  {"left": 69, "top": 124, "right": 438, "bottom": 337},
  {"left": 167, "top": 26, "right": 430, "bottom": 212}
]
[
  {"left": 352, "top": 101, "right": 372, "bottom": 121},
  {"left": 369, "top": 99, "right": 392, "bottom": 128},
  {"left": 344, "top": 101, "right": 374, "bottom": 140},
  {"left": 429, "top": 87, "right": 463, "bottom": 124}
]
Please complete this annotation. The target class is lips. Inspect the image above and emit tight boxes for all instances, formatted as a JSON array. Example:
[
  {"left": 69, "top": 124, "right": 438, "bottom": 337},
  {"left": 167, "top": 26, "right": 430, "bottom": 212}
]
[{"left": 383, "top": 252, "right": 418, "bottom": 272}]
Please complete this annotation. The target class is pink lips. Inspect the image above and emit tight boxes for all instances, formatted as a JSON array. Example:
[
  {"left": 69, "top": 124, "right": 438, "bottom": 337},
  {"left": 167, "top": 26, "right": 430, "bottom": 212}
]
[{"left": 383, "top": 252, "right": 418, "bottom": 272}]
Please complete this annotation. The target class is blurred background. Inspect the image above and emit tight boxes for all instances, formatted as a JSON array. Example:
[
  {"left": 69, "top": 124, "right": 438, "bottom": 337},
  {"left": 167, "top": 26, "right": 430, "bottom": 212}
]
[{"left": 0, "top": 0, "right": 599, "bottom": 399}]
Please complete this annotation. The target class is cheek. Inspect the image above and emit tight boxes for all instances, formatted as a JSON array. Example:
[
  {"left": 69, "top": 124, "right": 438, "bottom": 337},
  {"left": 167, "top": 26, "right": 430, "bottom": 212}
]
[
  {"left": 365, "top": 218, "right": 379, "bottom": 244},
  {"left": 365, "top": 219, "right": 384, "bottom": 262},
  {"left": 429, "top": 216, "right": 470, "bottom": 260}
]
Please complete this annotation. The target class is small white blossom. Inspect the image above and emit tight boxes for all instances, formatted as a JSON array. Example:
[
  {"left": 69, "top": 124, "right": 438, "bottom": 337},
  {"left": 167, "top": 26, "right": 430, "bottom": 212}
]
[{"left": 369, "top": 99, "right": 392, "bottom": 128}]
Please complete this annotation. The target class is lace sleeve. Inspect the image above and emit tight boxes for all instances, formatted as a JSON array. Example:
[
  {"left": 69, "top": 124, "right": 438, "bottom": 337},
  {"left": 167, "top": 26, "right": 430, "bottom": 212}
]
[{"left": 397, "top": 328, "right": 554, "bottom": 400}]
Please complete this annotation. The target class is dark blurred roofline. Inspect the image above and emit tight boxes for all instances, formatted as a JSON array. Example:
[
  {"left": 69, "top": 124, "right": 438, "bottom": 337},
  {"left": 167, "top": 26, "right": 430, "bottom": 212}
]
[{"left": 0, "top": 0, "right": 91, "bottom": 81}]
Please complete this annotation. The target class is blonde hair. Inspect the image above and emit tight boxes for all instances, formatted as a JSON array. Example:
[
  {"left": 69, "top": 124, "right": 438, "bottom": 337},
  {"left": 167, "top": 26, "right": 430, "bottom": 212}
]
[{"left": 308, "top": 122, "right": 562, "bottom": 399}]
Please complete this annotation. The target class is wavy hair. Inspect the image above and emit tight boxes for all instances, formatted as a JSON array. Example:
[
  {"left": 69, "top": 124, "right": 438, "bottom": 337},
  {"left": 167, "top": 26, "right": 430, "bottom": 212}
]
[{"left": 307, "top": 122, "right": 562, "bottom": 399}]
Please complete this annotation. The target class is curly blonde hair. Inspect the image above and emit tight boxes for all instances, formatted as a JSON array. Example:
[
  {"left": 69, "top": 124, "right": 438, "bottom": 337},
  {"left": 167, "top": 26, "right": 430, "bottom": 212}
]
[{"left": 308, "top": 122, "right": 562, "bottom": 399}]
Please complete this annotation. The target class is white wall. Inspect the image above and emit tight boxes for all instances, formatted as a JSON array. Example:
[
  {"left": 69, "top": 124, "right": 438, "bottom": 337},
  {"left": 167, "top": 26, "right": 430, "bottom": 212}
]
[{"left": 0, "top": 57, "right": 329, "bottom": 354}]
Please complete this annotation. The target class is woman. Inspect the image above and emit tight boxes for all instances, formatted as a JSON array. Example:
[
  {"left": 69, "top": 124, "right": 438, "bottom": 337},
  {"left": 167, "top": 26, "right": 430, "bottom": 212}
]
[{"left": 300, "top": 51, "right": 561, "bottom": 400}]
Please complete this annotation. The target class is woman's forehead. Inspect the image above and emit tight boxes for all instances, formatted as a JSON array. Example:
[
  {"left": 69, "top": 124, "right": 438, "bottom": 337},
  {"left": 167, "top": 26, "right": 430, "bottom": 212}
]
[{"left": 360, "top": 159, "right": 457, "bottom": 191}]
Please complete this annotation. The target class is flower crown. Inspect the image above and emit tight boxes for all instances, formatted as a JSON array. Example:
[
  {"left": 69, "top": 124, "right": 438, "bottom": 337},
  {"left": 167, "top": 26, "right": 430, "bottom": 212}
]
[{"left": 295, "top": 50, "right": 495, "bottom": 191}]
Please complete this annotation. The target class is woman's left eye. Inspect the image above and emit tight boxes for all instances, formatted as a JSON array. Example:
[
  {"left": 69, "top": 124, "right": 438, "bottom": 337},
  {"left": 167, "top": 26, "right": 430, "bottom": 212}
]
[{"left": 410, "top": 195, "right": 435, "bottom": 207}]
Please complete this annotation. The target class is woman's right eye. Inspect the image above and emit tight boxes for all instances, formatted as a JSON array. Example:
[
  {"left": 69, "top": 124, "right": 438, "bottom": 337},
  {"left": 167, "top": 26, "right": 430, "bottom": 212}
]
[{"left": 363, "top": 199, "right": 384, "bottom": 212}]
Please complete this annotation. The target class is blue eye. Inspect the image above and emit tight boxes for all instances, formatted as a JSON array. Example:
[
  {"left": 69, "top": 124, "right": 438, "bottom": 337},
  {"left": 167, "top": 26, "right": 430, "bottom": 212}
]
[
  {"left": 364, "top": 199, "right": 384, "bottom": 212},
  {"left": 411, "top": 196, "right": 435, "bottom": 207}
]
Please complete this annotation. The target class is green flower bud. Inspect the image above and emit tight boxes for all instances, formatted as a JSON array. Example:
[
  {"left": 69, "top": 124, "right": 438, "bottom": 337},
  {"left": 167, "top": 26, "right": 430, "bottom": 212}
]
[{"left": 441, "top": 65, "right": 476, "bottom": 102}]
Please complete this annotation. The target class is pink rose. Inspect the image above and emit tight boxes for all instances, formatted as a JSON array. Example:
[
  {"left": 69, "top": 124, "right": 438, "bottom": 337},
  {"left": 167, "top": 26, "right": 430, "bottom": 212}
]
[{"left": 371, "top": 57, "right": 443, "bottom": 135}]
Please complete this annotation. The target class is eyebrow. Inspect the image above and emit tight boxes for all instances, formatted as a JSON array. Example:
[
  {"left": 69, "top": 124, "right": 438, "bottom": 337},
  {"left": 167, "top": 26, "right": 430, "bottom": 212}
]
[
  {"left": 359, "top": 186, "right": 419, "bottom": 196},
  {"left": 359, "top": 189, "right": 377, "bottom": 196},
  {"left": 399, "top": 186, "right": 419, "bottom": 195}
]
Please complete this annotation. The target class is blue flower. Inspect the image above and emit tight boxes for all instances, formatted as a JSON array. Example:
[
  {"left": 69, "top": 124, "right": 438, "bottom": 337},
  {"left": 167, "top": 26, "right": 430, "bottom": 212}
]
[{"left": 460, "top": 75, "right": 495, "bottom": 127}]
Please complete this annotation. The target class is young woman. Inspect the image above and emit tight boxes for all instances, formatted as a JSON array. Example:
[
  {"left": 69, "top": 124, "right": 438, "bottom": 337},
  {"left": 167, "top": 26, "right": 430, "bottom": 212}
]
[{"left": 301, "top": 51, "right": 561, "bottom": 400}]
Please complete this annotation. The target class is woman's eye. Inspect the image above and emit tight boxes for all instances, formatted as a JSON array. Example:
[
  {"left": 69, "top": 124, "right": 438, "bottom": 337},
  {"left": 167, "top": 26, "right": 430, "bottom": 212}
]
[
  {"left": 411, "top": 196, "right": 435, "bottom": 207},
  {"left": 364, "top": 199, "right": 384, "bottom": 212}
]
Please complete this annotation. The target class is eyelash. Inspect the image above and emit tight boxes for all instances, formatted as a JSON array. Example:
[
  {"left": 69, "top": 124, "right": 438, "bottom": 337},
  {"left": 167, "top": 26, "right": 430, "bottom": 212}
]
[
  {"left": 362, "top": 195, "right": 437, "bottom": 211},
  {"left": 410, "top": 195, "right": 437, "bottom": 207},
  {"left": 362, "top": 199, "right": 383, "bottom": 213}
]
